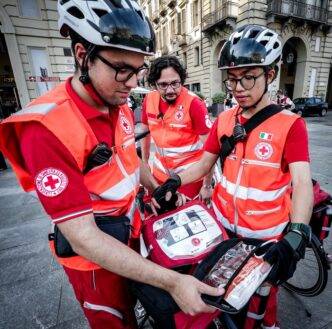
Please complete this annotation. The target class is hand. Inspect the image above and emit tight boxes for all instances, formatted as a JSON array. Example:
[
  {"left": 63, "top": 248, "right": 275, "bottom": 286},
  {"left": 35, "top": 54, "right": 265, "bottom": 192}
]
[
  {"left": 151, "top": 175, "right": 182, "bottom": 214},
  {"left": 263, "top": 230, "right": 307, "bottom": 284},
  {"left": 169, "top": 274, "right": 224, "bottom": 316},
  {"left": 199, "top": 185, "right": 213, "bottom": 204}
]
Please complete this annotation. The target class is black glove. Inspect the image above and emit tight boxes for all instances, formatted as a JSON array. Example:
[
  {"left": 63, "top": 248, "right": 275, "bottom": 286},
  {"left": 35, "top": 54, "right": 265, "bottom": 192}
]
[
  {"left": 263, "top": 229, "right": 308, "bottom": 285},
  {"left": 152, "top": 175, "right": 181, "bottom": 214}
]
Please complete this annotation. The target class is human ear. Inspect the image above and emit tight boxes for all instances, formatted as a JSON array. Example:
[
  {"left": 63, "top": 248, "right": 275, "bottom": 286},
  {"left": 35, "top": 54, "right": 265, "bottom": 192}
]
[{"left": 74, "top": 43, "right": 87, "bottom": 68}]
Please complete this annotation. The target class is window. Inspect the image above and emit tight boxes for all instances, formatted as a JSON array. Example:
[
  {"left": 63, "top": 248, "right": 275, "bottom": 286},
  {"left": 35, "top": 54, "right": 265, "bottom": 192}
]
[
  {"left": 181, "top": 8, "right": 187, "bottom": 34},
  {"left": 171, "top": 18, "right": 176, "bottom": 36},
  {"left": 194, "top": 46, "right": 200, "bottom": 66},
  {"left": 19, "top": 0, "right": 40, "bottom": 18},
  {"left": 192, "top": 0, "right": 200, "bottom": 27},
  {"left": 63, "top": 48, "right": 72, "bottom": 57},
  {"left": 177, "top": 12, "right": 182, "bottom": 34},
  {"left": 191, "top": 83, "right": 201, "bottom": 92},
  {"left": 183, "top": 52, "right": 187, "bottom": 69}
]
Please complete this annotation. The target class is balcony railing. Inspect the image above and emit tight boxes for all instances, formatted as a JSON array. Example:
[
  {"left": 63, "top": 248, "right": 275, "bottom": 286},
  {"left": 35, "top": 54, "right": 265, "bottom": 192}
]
[
  {"left": 202, "top": 1, "right": 238, "bottom": 32},
  {"left": 267, "top": 0, "right": 328, "bottom": 24}
]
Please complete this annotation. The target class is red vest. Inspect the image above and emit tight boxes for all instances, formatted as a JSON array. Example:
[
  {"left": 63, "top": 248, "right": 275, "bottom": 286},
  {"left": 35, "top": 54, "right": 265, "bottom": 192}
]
[
  {"left": 0, "top": 82, "right": 140, "bottom": 270},
  {"left": 145, "top": 88, "right": 204, "bottom": 183},
  {"left": 211, "top": 106, "right": 299, "bottom": 240}
]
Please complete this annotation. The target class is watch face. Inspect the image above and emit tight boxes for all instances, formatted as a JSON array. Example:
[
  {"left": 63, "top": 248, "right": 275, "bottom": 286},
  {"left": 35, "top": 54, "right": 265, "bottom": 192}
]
[{"left": 290, "top": 223, "right": 311, "bottom": 239}]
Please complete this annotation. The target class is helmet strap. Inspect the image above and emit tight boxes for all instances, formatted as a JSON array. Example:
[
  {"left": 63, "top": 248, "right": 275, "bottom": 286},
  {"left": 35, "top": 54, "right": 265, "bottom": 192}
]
[
  {"left": 79, "top": 44, "right": 96, "bottom": 85},
  {"left": 78, "top": 44, "right": 108, "bottom": 107}
]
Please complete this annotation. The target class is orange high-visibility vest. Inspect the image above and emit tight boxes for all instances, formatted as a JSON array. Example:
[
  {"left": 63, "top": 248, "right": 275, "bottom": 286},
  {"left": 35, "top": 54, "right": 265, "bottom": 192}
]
[
  {"left": 146, "top": 88, "right": 204, "bottom": 183},
  {"left": 0, "top": 82, "right": 140, "bottom": 270},
  {"left": 211, "top": 106, "right": 299, "bottom": 240}
]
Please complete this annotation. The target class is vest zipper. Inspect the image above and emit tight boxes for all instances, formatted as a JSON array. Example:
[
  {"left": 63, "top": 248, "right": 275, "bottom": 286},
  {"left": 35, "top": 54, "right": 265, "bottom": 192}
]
[
  {"left": 245, "top": 205, "right": 282, "bottom": 216},
  {"left": 242, "top": 159, "right": 280, "bottom": 168},
  {"left": 233, "top": 163, "right": 244, "bottom": 235}
]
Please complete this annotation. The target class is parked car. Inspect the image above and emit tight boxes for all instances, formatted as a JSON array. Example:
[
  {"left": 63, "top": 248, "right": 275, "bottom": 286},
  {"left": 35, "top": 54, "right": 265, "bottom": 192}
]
[{"left": 292, "top": 97, "right": 328, "bottom": 117}]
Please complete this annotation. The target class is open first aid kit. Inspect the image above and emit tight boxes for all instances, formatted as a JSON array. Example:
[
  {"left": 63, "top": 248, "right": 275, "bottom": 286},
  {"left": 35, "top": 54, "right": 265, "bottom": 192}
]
[
  {"left": 193, "top": 238, "right": 274, "bottom": 313},
  {"left": 141, "top": 200, "right": 228, "bottom": 268}
]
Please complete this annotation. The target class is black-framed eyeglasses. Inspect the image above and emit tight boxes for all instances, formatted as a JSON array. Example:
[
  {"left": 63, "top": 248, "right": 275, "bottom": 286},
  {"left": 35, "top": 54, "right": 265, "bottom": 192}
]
[
  {"left": 96, "top": 54, "right": 148, "bottom": 83},
  {"left": 156, "top": 80, "right": 181, "bottom": 90},
  {"left": 223, "top": 72, "right": 265, "bottom": 91}
]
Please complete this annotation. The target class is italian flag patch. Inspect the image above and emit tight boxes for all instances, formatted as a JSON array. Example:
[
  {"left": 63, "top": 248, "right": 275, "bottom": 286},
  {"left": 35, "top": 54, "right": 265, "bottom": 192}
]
[{"left": 259, "top": 132, "right": 273, "bottom": 141}]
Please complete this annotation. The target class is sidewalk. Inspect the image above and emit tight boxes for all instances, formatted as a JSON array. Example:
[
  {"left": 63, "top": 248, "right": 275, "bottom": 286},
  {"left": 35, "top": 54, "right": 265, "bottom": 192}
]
[{"left": 1, "top": 114, "right": 332, "bottom": 328}]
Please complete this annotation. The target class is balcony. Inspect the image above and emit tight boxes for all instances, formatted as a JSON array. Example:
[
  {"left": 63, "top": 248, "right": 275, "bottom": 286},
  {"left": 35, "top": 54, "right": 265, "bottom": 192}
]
[
  {"left": 267, "top": 0, "right": 329, "bottom": 25},
  {"left": 167, "top": 0, "right": 177, "bottom": 9},
  {"left": 151, "top": 10, "right": 160, "bottom": 24},
  {"left": 159, "top": 1, "right": 168, "bottom": 16},
  {"left": 202, "top": 1, "right": 238, "bottom": 33}
]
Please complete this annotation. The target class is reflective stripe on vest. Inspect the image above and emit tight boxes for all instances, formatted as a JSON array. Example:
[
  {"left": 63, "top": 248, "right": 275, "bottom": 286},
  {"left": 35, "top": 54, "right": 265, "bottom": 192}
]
[
  {"left": 212, "top": 107, "right": 299, "bottom": 239},
  {"left": 146, "top": 88, "right": 204, "bottom": 182}
]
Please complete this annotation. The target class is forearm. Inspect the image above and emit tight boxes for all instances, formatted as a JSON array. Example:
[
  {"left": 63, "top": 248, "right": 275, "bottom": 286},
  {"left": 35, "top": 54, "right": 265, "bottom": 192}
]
[
  {"left": 59, "top": 215, "right": 178, "bottom": 291},
  {"left": 202, "top": 165, "right": 215, "bottom": 186},
  {"left": 179, "top": 152, "right": 218, "bottom": 186},
  {"left": 141, "top": 125, "right": 151, "bottom": 164},
  {"left": 290, "top": 162, "right": 313, "bottom": 224},
  {"left": 140, "top": 160, "right": 159, "bottom": 193}
]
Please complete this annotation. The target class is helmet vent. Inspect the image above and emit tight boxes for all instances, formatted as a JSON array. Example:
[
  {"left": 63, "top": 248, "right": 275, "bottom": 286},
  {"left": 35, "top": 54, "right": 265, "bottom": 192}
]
[
  {"left": 93, "top": 8, "right": 108, "bottom": 18},
  {"left": 233, "top": 37, "right": 240, "bottom": 45},
  {"left": 248, "top": 29, "right": 259, "bottom": 39},
  {"left": 260, "top": 40, "right": 268, "bottom": 46},
  {"left": 67, "top": 6, "right": 84, "bottom": 19},
  {"left": 60, "top": 0, "right": 70, "bottom": 4},
  {"left": 109, "top": 0, "right": 123, "bottom": 8},
  {"left": 273, "top": 42, "right": 280, "bottom": 49},
  {"left": 265, "top": 32, "right": 273, "bottom": 37}
]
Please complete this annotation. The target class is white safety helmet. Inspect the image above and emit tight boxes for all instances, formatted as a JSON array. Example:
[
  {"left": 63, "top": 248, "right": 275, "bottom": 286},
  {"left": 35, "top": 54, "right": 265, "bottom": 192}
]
[
  {"left": 58, "top": 0, "right": 155, "bottom": 56},
  {"left": 218, "top": 25, "right": 282, "bottom": 70}
]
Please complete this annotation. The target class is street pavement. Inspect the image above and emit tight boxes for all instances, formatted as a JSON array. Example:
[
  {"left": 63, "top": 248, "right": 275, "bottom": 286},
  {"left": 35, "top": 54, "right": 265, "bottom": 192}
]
[{"left": 0, "top": 113, "right": 331, "bottom": 329}]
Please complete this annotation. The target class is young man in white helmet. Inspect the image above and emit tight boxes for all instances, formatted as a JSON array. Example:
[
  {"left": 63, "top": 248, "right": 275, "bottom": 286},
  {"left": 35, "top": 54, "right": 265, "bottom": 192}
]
[
  {"left": 0, "top": 1, "right": 223, "bottom": 328},
  {"left": 153, "top": 25, "right": 313, "bottom": 328}
]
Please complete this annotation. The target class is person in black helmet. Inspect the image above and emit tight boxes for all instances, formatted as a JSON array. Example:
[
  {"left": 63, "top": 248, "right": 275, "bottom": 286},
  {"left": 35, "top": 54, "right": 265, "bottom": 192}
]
[
  {"left": 152, "top": 24, "right": 313, "bottom": 329},
  {"left": 0, "top": 1, "right": 223, "bottom": 328}
]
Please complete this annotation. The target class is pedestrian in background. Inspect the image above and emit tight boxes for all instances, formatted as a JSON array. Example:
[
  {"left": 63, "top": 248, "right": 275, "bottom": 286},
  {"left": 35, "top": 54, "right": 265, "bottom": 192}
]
[{"left": 276, "top": 89, "right": 295, "bottom": 111}]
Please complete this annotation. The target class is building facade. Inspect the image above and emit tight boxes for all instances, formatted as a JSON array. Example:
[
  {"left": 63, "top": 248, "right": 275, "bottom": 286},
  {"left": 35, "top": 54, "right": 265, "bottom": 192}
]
[
  {"left": 0, "top": 0, "right": 72, "bottom": 113},
  {"left": 139, "top": 0, "right": 332, "bottom": 106},
  {"left": 0, "top": 0, "right": 331, "bottom": 112}
]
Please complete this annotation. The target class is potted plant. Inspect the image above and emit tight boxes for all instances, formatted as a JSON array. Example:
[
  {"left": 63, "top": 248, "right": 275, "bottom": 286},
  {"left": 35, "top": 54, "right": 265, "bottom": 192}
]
[{"left": 211, "top": 92, "right": 226, "bottom": 117}]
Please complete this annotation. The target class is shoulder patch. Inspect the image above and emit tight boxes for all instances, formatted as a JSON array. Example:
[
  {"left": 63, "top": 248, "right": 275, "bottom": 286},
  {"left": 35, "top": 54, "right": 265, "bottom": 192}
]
[{"left": 35, "top": 168, "right": 68, "bottom": 197}]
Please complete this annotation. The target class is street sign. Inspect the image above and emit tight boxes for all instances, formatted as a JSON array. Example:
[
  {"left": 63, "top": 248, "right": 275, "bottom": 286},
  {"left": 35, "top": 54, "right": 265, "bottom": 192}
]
[{"left": 28, "top": 76, "right": 60, "bottom": 82}]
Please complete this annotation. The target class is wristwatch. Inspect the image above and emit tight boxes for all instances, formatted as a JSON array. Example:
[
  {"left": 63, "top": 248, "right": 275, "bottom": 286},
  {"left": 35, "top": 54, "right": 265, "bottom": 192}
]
[{"left": 289, "top": 223, "right": 312, "bottom": 242}]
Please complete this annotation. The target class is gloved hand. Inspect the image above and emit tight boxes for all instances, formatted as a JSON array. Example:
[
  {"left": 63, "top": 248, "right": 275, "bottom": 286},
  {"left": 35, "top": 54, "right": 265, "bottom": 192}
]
[
  {"left": 152, "top": 175, "right": 181, "bottom": 214},
  {"left": 263, "top": 229, "right": 308, "bottom": 285}
]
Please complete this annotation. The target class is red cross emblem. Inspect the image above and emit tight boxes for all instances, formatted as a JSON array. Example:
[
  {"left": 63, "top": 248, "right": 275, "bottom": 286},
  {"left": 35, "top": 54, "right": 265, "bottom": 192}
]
[
  {"left": 35, "top": 168, "right": 68, "bottom": 197},
  {"left": 120, "top": 116, "right": 132, "bottom": 134},
  {"left": 175, "top": 110, "right": 184, "bottom": 121},
  {"left": 254, "top": 142, "right": 273, "bottom": 160},
  {"left": 44, "top": 175, "right": 59, "bottom": 190}
]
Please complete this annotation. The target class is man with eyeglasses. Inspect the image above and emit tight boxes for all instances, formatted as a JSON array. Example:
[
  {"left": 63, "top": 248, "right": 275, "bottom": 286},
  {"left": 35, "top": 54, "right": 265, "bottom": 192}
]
[
  {"left": 141, "top": 56, "right": 213, "bottom": 203},
  {"left": 153, "top": 25, "right": 313, "bottom": 329},
  {"left": 0, "top": 2, "right": 223, "bottom": 328}
]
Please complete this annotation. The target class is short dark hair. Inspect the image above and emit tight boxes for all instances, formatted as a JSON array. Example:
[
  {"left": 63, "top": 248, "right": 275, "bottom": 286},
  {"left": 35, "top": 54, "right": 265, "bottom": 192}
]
[{"left": 147, "top": 56, "right": 187, "bottom": 86}]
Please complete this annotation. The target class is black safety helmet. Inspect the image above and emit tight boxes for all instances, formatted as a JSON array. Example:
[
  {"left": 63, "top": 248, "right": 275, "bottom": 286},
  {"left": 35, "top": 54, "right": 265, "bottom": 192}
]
[{"left": 218, "top": 25, "right": 282, "bottom": 70}]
